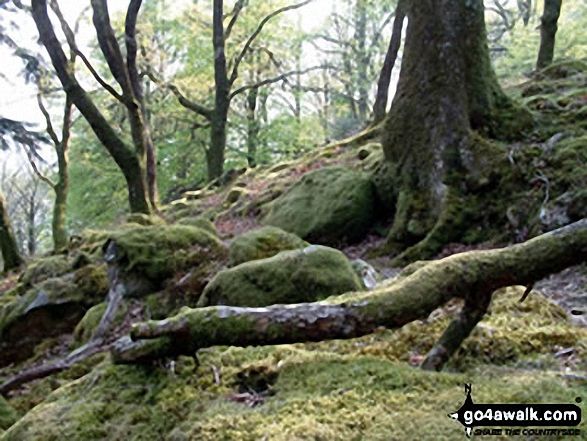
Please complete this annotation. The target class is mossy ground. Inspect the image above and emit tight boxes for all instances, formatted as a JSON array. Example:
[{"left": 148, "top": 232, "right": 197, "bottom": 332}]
[
  {"left": 2, "top": 60, "right": 587, "bottom": 441},
  {"left": 3, "top": 287, "right": 586, "bottom": 440}
]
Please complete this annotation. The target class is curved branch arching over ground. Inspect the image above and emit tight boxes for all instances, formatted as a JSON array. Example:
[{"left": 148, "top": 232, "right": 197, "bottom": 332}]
[{"left": 112, "top": 219, "right": 587, "bottom": 372}]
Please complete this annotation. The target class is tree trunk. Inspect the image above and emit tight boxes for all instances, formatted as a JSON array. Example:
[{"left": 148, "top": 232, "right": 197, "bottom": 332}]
[
  {"left": 111, "top": 219, "right": 587, "bottom": 369},
  {"left": 372, "top": 0, "right": 406, "bottom": 124},
  {"left": 207, "top": 0, "right": 230, "bottom": 182},
  {"left": 122, "top": 155, "right": 153, "bottom": 214},
  {"left": 50, "top": 96, "right": 73, "bottom": 251},
  {"left": 354, "top": 0, "right": 369, "bottom": 122},
  {"left": 536, "top": 0, "right": 563, "bottom": 70},
  {"left": 52, "top": 180, "right": 68, "bottom": 251},
  {"left": 246, "top": 87, "right": 259, "bottom": 168},
  {"left": 27, "top": 187, "right": 36, "bottom": 256},
  {"left": 31, "top": 0, "right": 154, "bottom": 215},
  {"left": 379, "top": 0, "right": 531, "bottom": 263},
  {"left": 0, "top": 191, "right": 23, "bottom": 272}
]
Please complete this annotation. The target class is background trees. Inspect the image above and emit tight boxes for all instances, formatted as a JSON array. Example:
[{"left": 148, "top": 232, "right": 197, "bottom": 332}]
[
  {"left": 32, "top": 0, "right": 156, "bottom": 214},
  {"left": 1, "top": 0, "right": 585, "bottom": 248}
]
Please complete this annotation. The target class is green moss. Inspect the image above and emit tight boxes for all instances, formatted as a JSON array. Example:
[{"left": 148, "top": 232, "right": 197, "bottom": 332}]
[
  {"left": 175, "top": 217, "right": 217, "bottom": 236},
  {"left": 19, "top": 256, "right": 72, "bottom": 287},
  {"left": 125, "top": 214, "right": 167, "bottom": 227},
  {"left": 7, "top": 354, "right": 108, "bottom": 417},
  {"left": 199, "top": 245, "right": 363, "bottom": 307},
  {"left": 5, "top": 295, "right": 586, "bottom": 441},
  {"left": 228, "top": 226, "right": 309, "bottom": 267},
  {"left": 106, "top": 225, "right": 227, "bottom": 282},
  {"left": 0, "top": 264, "right": 109, "bottom": 367},
  {"left": 536, "top": 59, "right": 587, "bottom": 80},
  {"left": 264, "top": 166, "right": 377, "bottom": 245},
  {"left": 71, "top": 301, "right": 127, "bottom": 347},
  {"left": 0, "top": 397, "right": 18, "bottom": 431},
  {"left": 223, "top": 187, "right": 249, "bottom": 207}
]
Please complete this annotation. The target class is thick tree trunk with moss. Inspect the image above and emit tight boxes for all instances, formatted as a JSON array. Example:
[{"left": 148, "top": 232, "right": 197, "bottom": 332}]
[
  {"left": 378, "top": 0, "right": 532, "bottom": 263},
  {"left": 536, "top": 0, "right": 563, "bottom": 70},
  {"left": 112, "top": 220, "right": 587, "bottom": 370},
  {"left": 0, "top": 192, "right": 23, "bottom": 272}
]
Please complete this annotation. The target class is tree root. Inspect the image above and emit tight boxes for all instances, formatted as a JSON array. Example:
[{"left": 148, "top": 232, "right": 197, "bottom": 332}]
[{"left": 112, "top": 219, "right": 587, "bottom": 371}]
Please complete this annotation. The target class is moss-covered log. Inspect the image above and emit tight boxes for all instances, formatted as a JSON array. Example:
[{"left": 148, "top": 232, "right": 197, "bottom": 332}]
[{"left": 112, "top": 219, "right": 587, "bottom": 368}]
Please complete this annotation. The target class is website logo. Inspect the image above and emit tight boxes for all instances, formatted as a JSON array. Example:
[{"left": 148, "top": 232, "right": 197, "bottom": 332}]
[{"left": 448, "top": 384, "right": 582, "bottom": 438}]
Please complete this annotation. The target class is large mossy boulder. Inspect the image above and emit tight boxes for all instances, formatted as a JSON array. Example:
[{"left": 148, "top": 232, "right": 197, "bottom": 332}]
[
  {"left": 228, "top": 226, "right": 309, "bottom": 267},
  {"left": 0, "top": 264, "right": 109, "bottom": 367},
  {"left": 198, "top": 245, "right": 362, "bottom": 307},
  {"left": 263, "top": 166, "right": 377, "bottom": 245},
  {"left": 104, "top": 225, "right": 227, "bottom": 296},
  {"left": 18, "top": 255, "right": 72, "bottom": 287}
]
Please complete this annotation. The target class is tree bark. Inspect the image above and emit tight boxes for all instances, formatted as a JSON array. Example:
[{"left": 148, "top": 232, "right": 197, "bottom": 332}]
[
  {"left": 246, "top": 86, "right": 259, "bottom": 168},
  {"left": 536, "top": 0, "right": 563, "bottom": 70},
  {"left": 112, "top": 219, "right": 587, "bottom": 367},
  {"left": 379, "top": 0, "right": 531, "bottom": 263},
  {"left": 372, "top": 0, "right": 406, "bottom": 124},
  {"left": 51, "top": 97, "right": 73, "bottom": 251},
  {"left": 0, "top": 191, "right": 23, "bottom": 272},
  {"left": 354, "top": 0, "right": 369, "bottom": 122},
  {"left": 206, "top": 0, "right": 230, "bottom": 182}
]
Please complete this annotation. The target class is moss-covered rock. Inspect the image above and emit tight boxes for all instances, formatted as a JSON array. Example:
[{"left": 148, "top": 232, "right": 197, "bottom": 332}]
[
  {"left": 0, "top": 397, "right": 18, "bottom": 431},
  {"left": 18, "top": 256, "right": 72, "bottom": 287},
  {"left": 0, "top": 264, "right": 109, "bottom": 367},
  {"left": 263, "top": 166, "right": 377, "bottom": 245},
  {"left": 105, "top": 225, "right": 227, "bottom": 287},
  {"left": 228, "top": 227, "right": 309, "bottom": 267},
  {"left": 176, "top": 217, "right": 218, "bottom": 236},
  {"left": 198, "top": 245, "right": 362, "bottom": 307}
]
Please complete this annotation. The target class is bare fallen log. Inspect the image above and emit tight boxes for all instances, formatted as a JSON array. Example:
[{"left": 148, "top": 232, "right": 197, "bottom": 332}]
[{"left": 113, "top": 219, "right": 587, "bottom": 371}]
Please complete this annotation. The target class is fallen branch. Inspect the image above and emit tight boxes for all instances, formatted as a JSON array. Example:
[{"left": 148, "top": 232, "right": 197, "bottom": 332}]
[{"left": 112, "top": 219, "right": 587, "bottom": 370}]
